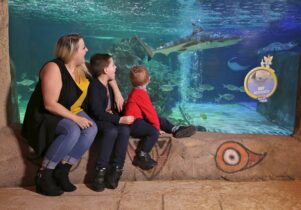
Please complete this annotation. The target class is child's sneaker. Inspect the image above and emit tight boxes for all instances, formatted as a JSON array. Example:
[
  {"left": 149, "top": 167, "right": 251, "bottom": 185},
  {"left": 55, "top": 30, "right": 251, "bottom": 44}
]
[
  {"left": 132, "top": 151, "right": 157, "bottom": 170},
  {"left": 172, "top": 125, "right": 196, "bottom": 138},
  {"left": 196, "top": 125, "right": 206, "bottom": 132}
]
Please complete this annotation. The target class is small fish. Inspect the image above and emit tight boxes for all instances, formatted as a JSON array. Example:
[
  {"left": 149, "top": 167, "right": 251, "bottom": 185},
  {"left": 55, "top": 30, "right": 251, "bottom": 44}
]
[
  {"left": 197, "top": 84, "right": 214, "bottom": 92},
  {"left": 189, "top": 91, "right": 203, "bottom": 99},
  {"left": 223, "top": 84, "right": 238, "bottom": 91},
  {"left": 223, "top": 84, "right": 244, "bottom": 92},
  {"left": 221, "top": 93, "right": 235, "bottom": 101},
  {"left": 85, "top": 35, "right": 116, "bottom": 40},
  {"left": 160, "top": 84, "right": 175, "bottom": 92},
  {"left": 214, "top": 93, "right": 235, "bottom": 102},
  {"left": 199, "top": 112, "right": 207, "bottom": 120},
  {"left": 17, "top": 79, "right": 35, "bottom": 86}
]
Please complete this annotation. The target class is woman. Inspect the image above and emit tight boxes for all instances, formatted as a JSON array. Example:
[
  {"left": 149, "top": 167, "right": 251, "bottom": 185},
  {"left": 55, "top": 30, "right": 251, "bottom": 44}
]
[{"left": 22, "top": 34, "right": 123, "bottom": 196}]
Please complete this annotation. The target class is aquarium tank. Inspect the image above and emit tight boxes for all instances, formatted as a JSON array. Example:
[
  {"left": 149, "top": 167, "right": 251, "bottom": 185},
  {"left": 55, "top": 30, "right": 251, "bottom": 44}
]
[{"left": 8, "top": 0, "right": 301, "bottom": 135}]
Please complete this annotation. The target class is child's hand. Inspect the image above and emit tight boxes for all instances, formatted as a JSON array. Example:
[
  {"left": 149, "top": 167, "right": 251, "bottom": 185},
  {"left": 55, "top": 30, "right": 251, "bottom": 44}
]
[
  {"left": 159, "top": 130, "right": 166, "bottom": 135},
  {"left": 115, "top": 93, "right": 124, "bottom": 112},
  {"left": 119, "top": 116, "right": 134, "bottom": 124}
]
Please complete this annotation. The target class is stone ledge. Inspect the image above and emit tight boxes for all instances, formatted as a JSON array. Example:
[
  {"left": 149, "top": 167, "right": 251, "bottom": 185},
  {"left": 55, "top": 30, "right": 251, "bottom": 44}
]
[
  {"left": 1, "top": 181, "right": 301, "bottom": 210},
  {"left": 1, "top": 124, "right": 301, "bottom": 187}
]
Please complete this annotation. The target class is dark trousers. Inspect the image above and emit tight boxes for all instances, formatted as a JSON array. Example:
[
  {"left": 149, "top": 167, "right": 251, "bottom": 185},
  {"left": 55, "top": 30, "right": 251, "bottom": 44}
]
[
  {"left": 130, "top": 117, "right": 174, "bottom": 153},
  {"left": 95, "top": 121, "right": 130, "bottom": 169}
]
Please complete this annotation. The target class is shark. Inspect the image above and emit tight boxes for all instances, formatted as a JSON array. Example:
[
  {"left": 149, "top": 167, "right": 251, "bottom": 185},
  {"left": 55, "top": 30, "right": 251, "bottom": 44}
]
[{"left": 134, "top": 23, "right": 241, "bottom": 59}]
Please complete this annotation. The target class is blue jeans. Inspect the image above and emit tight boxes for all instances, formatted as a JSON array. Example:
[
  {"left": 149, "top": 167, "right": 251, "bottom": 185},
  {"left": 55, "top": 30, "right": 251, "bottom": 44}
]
[{"left": 42, "top": 111, "right": 98, "bottom": 169}]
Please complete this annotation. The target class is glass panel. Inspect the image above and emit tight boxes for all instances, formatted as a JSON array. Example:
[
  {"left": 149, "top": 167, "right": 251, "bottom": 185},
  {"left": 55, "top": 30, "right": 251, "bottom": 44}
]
[{"left": 9, "top": 0, "right": 301, "bottom": 135}]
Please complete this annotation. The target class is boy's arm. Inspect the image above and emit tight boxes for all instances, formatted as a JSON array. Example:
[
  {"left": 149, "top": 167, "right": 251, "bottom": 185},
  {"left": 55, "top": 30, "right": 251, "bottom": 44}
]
[
  {"left": 88, "top": 82, "right": 120, "bottom": 124},
  {"left": 109, "top": 79, "right": 124, "bottom": 112},
  {"left": 137, "top": 92, "right": 160, "bottom": 130}
]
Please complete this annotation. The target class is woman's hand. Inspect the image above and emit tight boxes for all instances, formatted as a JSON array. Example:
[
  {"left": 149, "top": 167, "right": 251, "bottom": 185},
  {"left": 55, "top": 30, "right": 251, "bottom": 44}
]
[
  {"left": 119, "top": 116, "right": 134, "bottom": 124},
  {"left": 74, "top": 115, "right": 93, "bottom": 129}
]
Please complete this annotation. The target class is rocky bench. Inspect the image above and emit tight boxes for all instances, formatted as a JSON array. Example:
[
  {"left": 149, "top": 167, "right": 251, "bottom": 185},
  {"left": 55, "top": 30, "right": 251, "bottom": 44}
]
[{"left": 1, "top": 124, "right": 301, "bottom": 187}]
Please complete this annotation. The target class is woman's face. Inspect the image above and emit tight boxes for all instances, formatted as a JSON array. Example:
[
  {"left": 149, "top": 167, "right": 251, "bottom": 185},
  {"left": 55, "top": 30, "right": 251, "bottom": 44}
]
[
  {"left": 73, "top": 38, "right": 88, "bottom": 65},
  {"left": 105, "top": 57, "right": 116, "bottom": 80}
]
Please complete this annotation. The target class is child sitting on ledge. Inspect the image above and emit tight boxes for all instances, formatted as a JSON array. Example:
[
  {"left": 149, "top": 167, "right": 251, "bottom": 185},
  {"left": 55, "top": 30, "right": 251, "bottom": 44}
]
[{"left": 125, "top": 65, "right": 197, "bottom": 170}]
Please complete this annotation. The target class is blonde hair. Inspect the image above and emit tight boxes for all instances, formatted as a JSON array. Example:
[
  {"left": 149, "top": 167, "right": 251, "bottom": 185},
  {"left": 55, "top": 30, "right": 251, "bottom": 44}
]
[
  {"left": 129, "top": 65, "right": 150, "bottom": 87},
  {"left": 55, "top": 33, "right": 90, "bottom": 78}
]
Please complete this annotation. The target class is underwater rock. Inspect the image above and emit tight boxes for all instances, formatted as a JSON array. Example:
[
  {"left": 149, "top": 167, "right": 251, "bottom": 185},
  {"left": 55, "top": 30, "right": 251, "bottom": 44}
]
[
  {"left": 9, "top": 60, "right": 20, "bottom": 124},
  {"left": 256, "top": 52, "right": 299, "bottom": 129}
]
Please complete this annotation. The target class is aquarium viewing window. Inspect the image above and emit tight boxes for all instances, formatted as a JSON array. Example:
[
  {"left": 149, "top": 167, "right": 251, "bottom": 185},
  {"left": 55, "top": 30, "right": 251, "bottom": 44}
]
[{"left": 8, "top": 0, "right": 301, "bottom": 135}]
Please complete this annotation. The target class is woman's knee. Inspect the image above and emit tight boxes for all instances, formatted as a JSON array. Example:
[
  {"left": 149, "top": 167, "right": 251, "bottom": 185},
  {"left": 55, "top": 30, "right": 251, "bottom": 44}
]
[
  {"left": 57, "top": 120, "right": 81, "bottom": 141},
  {"left": 85, "top": 123, "right": 98, "bottom": 139}
]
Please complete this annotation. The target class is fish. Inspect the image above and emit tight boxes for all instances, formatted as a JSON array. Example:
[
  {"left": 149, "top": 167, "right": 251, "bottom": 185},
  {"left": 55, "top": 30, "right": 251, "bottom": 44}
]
[
  {"left": 214, "top": 93, "right": 235, "bottom": 103},
  {"left": 160, "top": 84, "right": 175, "bottom": 92},
  {"left": 197, "top": 84, "right": 215, "bottom": 92},
  {"left": 189, "top": 91, "right": 203, "bottom": 99},
  {"left": 85, "top": 35, "right": 117, "bottom": 40},
  {"left": 257, "top": 41, "right": 298, "bottom": 55},
  {"left": 223, "top": 84, "right": 245, "bottom": 92},
  {"left": 17, "top": 79, "right": 35, "bottom": 86},
  {"left": 134, "top": 23, "right": 241, "bottom": 59},
  {"left": 227, "top": 57, "right": 250, "bottom": 71},
  {"left": 199, "top": 112, "right": 207, "bottom": 120}
]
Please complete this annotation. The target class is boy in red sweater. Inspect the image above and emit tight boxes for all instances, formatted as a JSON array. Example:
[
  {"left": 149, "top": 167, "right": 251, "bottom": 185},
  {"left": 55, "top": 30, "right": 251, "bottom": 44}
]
[{"left": 125, "top": 65, "right": 196, "bottom": 170}]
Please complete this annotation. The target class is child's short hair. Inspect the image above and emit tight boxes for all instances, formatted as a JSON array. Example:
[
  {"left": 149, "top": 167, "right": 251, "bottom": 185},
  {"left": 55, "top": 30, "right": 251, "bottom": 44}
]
[
  {"left": 89, "top": 53, "right": 112, "bottom": 77},
  {"left": 129, "top": 65, "right": 150, "bottom": 87}
]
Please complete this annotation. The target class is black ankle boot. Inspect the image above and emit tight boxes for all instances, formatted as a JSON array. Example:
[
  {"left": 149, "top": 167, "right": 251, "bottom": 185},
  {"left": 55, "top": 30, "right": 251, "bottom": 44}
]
[
  {"left": 92, "top": 167, "right": 106, "bottom": 192},
  {"left": 132, "top": 151, "right": 157, "bottom": 170},
  {"left": 54, "top": 163, "right": 77, "bottom": 192},
  {"left": 106, "top": 166, "right": 123, "bottom": 189},
  {"left": 35, "top": 168, "right": 64, "bottom": 196}
]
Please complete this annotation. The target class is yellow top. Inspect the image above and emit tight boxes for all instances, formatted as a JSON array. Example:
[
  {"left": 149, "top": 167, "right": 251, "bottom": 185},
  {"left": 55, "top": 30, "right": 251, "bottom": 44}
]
[{"left": 70, "top": 77, "right": 90, "bottom": 114}]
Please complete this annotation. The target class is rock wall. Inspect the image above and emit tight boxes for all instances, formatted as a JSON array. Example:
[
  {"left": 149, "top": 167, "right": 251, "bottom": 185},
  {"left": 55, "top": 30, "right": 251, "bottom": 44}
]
[
  {"left": 1, "top": 125, "right": 301, "bottom": 187},
  {"left": 293, "top": 55, "right": 301, "bottom": 139},
  {"left": 0, "top": 0, "right": 11, "bottom": 128}
]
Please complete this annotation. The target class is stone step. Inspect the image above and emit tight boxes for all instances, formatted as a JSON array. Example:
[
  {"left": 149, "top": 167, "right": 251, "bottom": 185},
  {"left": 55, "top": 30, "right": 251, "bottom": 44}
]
[{"left": 1, "top": 181, "right": 301, "bottom": 210}]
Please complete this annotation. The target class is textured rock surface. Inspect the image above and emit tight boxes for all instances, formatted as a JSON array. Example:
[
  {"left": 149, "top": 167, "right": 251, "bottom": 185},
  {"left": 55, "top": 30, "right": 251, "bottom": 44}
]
[
  {"left": 0, "top": 0, "right": 11, "bottom": 128},
  {"left": 257, "top": 52, "right": 300, "bottom": 129},
  {"left": 1, "top": 125, "right": 301, "bottom": 187}
]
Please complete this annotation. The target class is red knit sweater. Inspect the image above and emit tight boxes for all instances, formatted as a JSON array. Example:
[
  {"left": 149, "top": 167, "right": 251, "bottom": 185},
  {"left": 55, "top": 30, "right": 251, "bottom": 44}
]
[{"left": 125, "top": 88, "right": 160, "bottom": 130}]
